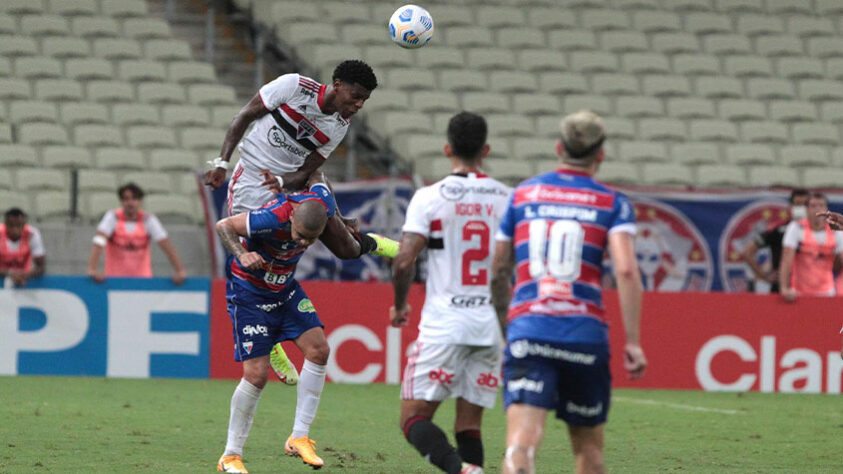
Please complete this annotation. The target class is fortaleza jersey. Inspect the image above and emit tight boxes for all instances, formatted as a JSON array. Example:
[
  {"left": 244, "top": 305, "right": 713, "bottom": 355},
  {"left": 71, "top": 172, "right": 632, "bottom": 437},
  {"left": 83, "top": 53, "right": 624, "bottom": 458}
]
[
  {"left": 402, "top": 172, "right": 511, "bottom": 346},
  {"left": 238, "top": 73, "right": 348, "bottom": 176},
  {"left": 496, "top": 169, "right": 636, "bottom": 345},
  {"left": 229, "top": 184, "right": 335, "bottom": 295}
]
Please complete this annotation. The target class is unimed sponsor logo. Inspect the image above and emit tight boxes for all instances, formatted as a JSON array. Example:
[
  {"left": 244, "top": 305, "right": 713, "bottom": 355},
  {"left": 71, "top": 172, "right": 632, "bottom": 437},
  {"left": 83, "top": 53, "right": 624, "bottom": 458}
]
[
  {"left": 695, "top": 335, "right": 843, "bottom": 394},
  {"left": 509, "top": 340, "right": 597, "bottom": 365}
]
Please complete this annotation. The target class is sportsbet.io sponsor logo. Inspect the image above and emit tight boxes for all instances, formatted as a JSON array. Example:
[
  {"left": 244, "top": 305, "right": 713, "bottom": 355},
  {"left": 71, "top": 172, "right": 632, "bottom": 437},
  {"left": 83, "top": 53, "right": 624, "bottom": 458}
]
[
  {"left": 439, "top": 181, "right": 509, "bottom": 201},
  {"left": 267, "top": 125, "right": 307, "bottom": 157},
  {"left": 298, "top": 298, "right": 316, "bottom": 313}
]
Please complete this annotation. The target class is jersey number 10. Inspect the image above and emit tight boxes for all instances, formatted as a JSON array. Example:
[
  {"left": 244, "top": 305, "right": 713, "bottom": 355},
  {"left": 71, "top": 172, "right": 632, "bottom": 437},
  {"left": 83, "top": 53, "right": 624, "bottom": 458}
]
[{"left": 528, "top": 219, "right": 584, "bottom": 282}]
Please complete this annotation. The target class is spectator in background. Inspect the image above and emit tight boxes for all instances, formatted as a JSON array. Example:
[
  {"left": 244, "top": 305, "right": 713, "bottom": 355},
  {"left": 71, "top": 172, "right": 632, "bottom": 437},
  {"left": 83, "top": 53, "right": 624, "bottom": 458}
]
[
  {"left": 87, "top": 183, "right": 186, "bottom": 285},
  {"left": 0, "top": 208, "right": 45, "bottom": 287},
  {"left": 779, "top": 192, "right": 843, "bottom": 302},
  {"left": 742, "top": 189, "right": 809, "bottom": 293}
]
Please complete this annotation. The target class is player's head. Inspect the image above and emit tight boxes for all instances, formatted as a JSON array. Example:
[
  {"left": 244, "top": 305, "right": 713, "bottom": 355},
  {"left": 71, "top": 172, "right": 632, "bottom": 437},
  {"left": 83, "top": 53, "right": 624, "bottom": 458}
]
[
  {"left": 290, "top": 199, "right": 328, "bottom": 247},
  {"left": 117, "top": 182, "right": 144, "bottom": 217},
  {"left": 788, "top": 188, "right": 810, "bottom": 220},
  {"left": 556, "top": 110, "right": 606, "bottom": 171},
  {"left": 3, "top": 208, "right": 27, "bottom": 241},
  {"left": 444, "top": 112, "right": 489, "bottom": 162},
  {"left": 807, "top": 192, "right": 829, "bottom": 227},
  {"left": 331, "top": 60, "right": 377, "bottom": 119}
]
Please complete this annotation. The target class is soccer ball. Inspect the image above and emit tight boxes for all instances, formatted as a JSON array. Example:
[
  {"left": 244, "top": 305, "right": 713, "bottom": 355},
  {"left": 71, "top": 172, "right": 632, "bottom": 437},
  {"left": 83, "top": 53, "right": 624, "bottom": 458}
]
[{"left": 388, "top": 4, "right": 434, "bottom": 49}]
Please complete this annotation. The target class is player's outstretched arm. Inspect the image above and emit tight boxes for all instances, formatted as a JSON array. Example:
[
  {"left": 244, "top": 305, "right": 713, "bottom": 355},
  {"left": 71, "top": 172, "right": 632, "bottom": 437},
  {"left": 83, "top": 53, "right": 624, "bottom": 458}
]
[
  {"left": 205, "top": 94, "right": 270, "bottom": 190},
  {"left": 490, "top": 241, "right": 515, "bottom": 339},
  {"left": 278, "top": 152, "right": 326, "bottom": 192},
  {"left": 819, "top": 210, "right": 843, "bottom": 230},
  {"left": 389, "top": 233, "right": 426, "bottom": 327},
  {"left": 215, "top": 213, "right": 266, "bottom": 269},
  {"left": 608, "top": 231, "right": 646, "bottom": 379},
  {"left": 779, "top": 247, "right": 797, "bottom": 302}
]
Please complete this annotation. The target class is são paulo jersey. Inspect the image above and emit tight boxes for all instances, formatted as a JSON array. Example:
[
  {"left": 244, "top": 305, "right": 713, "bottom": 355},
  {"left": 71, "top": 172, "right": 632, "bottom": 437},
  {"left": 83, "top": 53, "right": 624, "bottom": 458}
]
[
  {"left": 496, "top": 169, "right": 636, "bottom": 345},
  {"left": 229, "top": 184, "right": 335, "bottom": 295},
  {"left": 238, "top": 73, "right": 348, "bottom": 176},
  {"left": 402, "top": 172, "right": 511, "bottom": 346}
]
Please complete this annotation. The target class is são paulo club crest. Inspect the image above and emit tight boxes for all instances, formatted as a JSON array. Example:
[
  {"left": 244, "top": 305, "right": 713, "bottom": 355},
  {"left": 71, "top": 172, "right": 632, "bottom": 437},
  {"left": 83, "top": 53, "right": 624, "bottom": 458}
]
[
  {"left": 719, "top": 200, "right": 789, "bottom": 292},
  {"left": 630, "top": 199, "right": 713, "bottom": 291}
]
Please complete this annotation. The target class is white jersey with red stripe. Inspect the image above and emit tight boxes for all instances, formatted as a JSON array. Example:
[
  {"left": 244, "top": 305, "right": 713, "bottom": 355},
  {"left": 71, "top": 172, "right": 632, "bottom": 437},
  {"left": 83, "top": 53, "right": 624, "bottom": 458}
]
[{"left": 402, "top": 172, "right": 512, "bottom": 346}]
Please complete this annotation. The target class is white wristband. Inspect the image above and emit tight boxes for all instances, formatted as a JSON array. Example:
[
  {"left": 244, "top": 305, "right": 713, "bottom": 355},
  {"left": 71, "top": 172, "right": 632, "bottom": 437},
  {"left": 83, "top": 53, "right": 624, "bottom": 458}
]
[
  {"left": 208, "top": 157, "right": 230, "bottom": 171},
  {"left": 92, "top": 235, "right": 107, "bottom": 247},
  {"left": 275, "top": 175, "right": 284, "bottom": 189}
]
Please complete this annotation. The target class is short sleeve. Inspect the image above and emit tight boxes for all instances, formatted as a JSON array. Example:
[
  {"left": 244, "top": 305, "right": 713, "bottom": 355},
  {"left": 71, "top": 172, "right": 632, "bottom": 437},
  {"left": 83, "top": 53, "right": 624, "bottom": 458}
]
[
  {"left": 247, "top": 207, "right": 283, "bottom": 236},
  {"left": 258, "top": 73, "right": 299, "bottom": 111},
  {"left": 402, "top": 188, "right": 431, "bottom": 237},
  {"left": 835, "top": 231, "right": 843, "bottom": 254},
  {"left": 145, "top": 214, "right": 168, "bottom": 242},
  {"left": 607, "top": 192, "right": 636, "bottom": 236},
  {"left": 28, "top": 227, "right": 45, "bottom": 257},
  {"left": 782, "top": 221, "right": 801, "bottom": 249},
  {"left": 495, "top": 192, "right": 516, "bottom": 242},
  {"left": 96, "top": 210, "right": 118, "bottom": 237}
]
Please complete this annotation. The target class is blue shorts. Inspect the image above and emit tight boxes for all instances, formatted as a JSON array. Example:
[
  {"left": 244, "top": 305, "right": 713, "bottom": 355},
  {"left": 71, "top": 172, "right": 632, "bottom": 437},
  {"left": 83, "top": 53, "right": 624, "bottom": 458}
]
[
  {"left": 503, "top": 339, "right": 611, "bottom": 427},
  {"left": 226, "top": 280, "right": 323, "bottom": 362}
]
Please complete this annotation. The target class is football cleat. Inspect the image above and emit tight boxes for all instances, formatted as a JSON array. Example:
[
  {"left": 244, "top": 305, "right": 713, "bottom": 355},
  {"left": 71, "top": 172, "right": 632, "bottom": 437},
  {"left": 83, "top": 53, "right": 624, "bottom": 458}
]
[
  {"left": 285, "top": 435, "right": 324, "bottom": 469},
  {"left": 217, "top": 454, "right": 248, "bottom": 473},
  {"left": 270, "top": 343, "right": 298, "bottom": 385},
  {"left": 460, "top": 462, "right": 484, "bottom": 474},
  {"left": 367, "top": 233, "right": 400, "bottom": 258}
]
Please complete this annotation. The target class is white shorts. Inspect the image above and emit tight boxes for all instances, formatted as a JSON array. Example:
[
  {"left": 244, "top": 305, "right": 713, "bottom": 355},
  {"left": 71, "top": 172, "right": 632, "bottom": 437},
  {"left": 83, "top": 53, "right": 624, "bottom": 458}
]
[
  {"left": 226, "top": 162, "right": 276, "bottom": 215},
  {"left": 401, "top": 341, "right": 503, "bottom": 409}
]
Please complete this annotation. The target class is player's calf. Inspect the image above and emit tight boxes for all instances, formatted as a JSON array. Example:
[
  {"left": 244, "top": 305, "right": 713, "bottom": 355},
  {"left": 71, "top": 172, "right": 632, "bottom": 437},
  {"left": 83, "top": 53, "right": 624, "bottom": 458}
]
[
  {"left": 455, "top": 429, "right": 484, "bottom": 467},
  {"left": 404, "top": 415, "right": 464, "bottom": 474}
]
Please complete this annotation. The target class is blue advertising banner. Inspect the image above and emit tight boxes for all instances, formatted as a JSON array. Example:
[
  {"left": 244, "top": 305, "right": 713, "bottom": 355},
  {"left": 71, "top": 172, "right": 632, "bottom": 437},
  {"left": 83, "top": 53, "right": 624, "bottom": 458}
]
[
  {"left": 0, "top": 276, "right": 210, "bottom": 378},
  {"left": 621, "top": 189, "right": 843, "bottom": 292}
]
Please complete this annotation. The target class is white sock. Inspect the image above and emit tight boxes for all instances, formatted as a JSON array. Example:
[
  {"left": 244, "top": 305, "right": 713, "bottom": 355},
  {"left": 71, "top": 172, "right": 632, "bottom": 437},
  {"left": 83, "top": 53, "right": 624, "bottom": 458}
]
[
  {"left": 223, "top": 378, "right": 263, "bottom": 456},
  {"left": 292, "top": 359, "right": 326, "bottom": 439}
]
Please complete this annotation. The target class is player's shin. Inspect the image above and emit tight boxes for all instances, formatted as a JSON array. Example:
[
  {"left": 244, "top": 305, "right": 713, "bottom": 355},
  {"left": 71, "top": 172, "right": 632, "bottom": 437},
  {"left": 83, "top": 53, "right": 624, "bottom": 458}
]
[
  {"left": 292, "top": 359, "right": 326, "bottom": 438},
  {"left": 455, "top": 430, "right": 484, "bottom": 467},
  {"left": 404, "top": 416, "right": 464, "bottom": 474},
  {"left": 224, "top": 378, "right": 263, "bottom": 456}
]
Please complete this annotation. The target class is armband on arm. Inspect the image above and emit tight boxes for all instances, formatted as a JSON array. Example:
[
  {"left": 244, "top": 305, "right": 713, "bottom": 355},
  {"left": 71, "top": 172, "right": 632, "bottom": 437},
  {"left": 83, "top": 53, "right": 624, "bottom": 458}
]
[{"left": 92, "top": 235, "right": 107, "bottom": 247}]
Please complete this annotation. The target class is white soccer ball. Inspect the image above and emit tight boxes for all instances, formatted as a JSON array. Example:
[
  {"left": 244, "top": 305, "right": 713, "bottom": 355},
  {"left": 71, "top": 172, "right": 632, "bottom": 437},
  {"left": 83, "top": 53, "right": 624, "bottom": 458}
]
[{"left": 388, "top": 4, "right": 434, "bottom": 49}]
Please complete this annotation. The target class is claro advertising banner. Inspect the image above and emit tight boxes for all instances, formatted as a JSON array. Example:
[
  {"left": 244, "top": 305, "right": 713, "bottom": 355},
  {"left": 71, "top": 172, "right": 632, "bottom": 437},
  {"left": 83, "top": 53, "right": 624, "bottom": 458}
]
[{"left": 3, "top": 278, "right": 840, "bottom": 394}]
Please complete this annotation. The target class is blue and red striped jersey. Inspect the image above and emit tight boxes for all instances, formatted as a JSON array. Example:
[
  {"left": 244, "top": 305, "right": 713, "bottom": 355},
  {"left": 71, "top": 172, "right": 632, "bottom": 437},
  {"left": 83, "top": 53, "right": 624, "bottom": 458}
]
[
  {"left": 496, "top": 169, "right": 635, "bottom": 342},
  {"left": 229, "top": 185, "right": 334, "bottom": 294}
]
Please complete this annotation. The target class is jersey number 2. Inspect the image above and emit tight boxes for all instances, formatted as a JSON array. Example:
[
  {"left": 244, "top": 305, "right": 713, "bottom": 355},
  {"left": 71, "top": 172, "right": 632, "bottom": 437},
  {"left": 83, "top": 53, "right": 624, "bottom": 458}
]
[
  {"left": 528, "top": 219, "right": 584, "bottom": 282},
  {"left": 461, "top": 220, "right": 490, "bottom": 285}
]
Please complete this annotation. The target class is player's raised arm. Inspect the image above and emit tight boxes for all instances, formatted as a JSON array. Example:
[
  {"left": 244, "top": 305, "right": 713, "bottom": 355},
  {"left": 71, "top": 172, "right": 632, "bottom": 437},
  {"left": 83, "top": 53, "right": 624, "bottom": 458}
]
[
  {"left": 490, "top": 240, "right": 515, "bottom": 338},
  {"left": 206, "top": 93, "right": 271, "bottom": 189},
  {"left": 389, "top": 232, "right": 427, "bottom": 327},
  {"left": 608, "top": 231, "right": 646, "bottom": 379},
  {"left": 215, "top": 213, "right": 265, "bottom": 270}
]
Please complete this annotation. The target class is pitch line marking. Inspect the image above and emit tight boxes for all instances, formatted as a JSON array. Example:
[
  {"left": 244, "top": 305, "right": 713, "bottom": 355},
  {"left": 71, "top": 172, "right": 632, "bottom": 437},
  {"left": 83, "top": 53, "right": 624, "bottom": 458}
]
[{"left": 613, "top": 396, "right": 744, "bottom": 415}]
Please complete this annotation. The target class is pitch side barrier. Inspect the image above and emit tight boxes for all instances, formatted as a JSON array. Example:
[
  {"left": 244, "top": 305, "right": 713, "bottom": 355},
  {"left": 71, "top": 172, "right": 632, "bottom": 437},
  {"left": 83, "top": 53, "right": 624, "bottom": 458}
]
[{"left": 2, "top": 277, "right": 841, "bottom": 394}]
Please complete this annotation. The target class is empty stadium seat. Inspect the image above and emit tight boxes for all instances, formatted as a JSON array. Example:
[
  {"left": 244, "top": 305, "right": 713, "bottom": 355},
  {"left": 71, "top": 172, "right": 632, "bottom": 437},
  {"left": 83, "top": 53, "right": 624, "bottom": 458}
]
[
  {"left": 595, "top": 161, "right": 640, "bottom": 185},
  {"left": 118, "top": 60, "right": 167, "bottom": 82},
  {"left": 0, "top": 123, "right": 11, "bottom": 143},
  {"left": 439, "top": 70, "right": 487, "bottom": 93},
  {"left": 78, "top": 169, "right": 118, "bottom": 192},
  {"left": 527, "top": 8, "right": 576, "bottom": 30},
  {"left": 211, "top": 105, "right": 239, "bottom": 128},
  {"left": 127, "top": 125, "right": 177, "bottom": 149},
  {"left": 642, "top": 75, "right": 691, "bottom": 97},
  {"left": 0, "top": 78, "right": 30, "bottom": 100},
  {"left": 95, "top": 147, "right": 145, "bottom": 170},
  {"left": 512, "top": 137, "right": 557, "bottom": 161},
  {"left": 20, "top": 15, "right": 69, "bottom": 37},
  {"left": 415, "top": 47, "right": 464, "bottom": 70},
  {"left": 723, "top": 55, "right": 772, "bottom": 77},
  {"left": 394, "top": 134, "right": 444, "bottom": 162},
  {"left": 365, "top": 45, "right": 415, "bottom": 69},
  {"left": 592, "top": 74, "right": 639, "bottom": 96},
  {"left": 820, "top": 102, "right": 843, "bottom": 123},
  {"left": 741, "top": 121, "right": 789, "bottom": 144},
  {"left": 341, "top": 24, "right": 385, "bottom": 46},
  {"left": 34, "top": 191, "right": 71, "bottom": 221},
  {"left": 42, "top": 37, "right": 89, "bottom": 58},
  {"left": 539, "top": 72, "right": 589, "bottom": 95},
  {"left": 747, "top": 166, "right": 799, "bottom": 187},
  {"left": 548, "top": 29, "right": 597, "bottom": 51},
  {"left": 602, "top": 117, "right": 636, "bottom": 140},
  {"left": 149, "top": 149, "right": 200, "bottom": 172},
  {"left": 639, "top": 118, "right": 687, "bottom": 141},
  {"left": 75, "top": 124, "right": 123, "bottom": 147},
  {"left": 569, "top": 51, "right": 618, "bottom": 73},
  {"left": 666, "top": 0, "right": 714, "bottom": 12},
  {"left": 696, "top": 165, "right": 747, "bottom": 187},
  {"left": 180, "top": 128, "right": 224, "bottom": 152},
  {"left": 651, "top": 33, "right": 699, "bottom": 54},
  {"left": 368, "top": 111, "right": 432, "bottom": 137},
  {"left": 777, "top": 57, "right": 824, "bottom": 80},
  {"left": 563, "top": 95, "right": 612, "bottom": 116},
  {"left": 802, "top": 167, "right": 843, "bottom": 187},
  {"left": 622, "top": 53, "right": 670, "bottom": 75},
  {"left": 42, "top": 145, "right": 93, "bottom": 168},
  {"left": 477, "top": 6, "right": 525, "bottom": 28},
  {"left": 121, "top": 171, "right": 172, "bottom": 194},
  {"left": 111, "top": 103, "right": 159, "bottom": 126},
  {"left": 618, "top": 141, "right": 668, "bottom": 163},
  {"left": 71, "top": 16, "right": 120, "bottom": 38},
  {"left": 641, "top": 163, "right": 694, "bottom": 186},
  {"left": 736, "top": 13, "right": 784, "bottom": 36},
  {"left": 62, "top": 82, "right": 102, "bottom": 116},
  {"left": 779, "top": 145, "right": 829, "bottom": 167},
  {"left": 0, "top": 169, "right": 12, "bottom": 190},
  {"left": 672, "top": 54, "right": 721, "bottom": 76},
  {"left": 816, "top": 0, "right": 843, "bottom": 15},
  {"left": 667, "top": 98, "right": 716, "bottom": 119},
  {"left": 746, "top": 78, "right": 795, "bottom": 100},
  {"left": 600, "top": 31, "right": 648, "bottom": 54},
  {"left": 0, "top": 144, "right": 39, "bottom": 167},
  {"left": 187, "top": 84, "right": 237, "bottom": 106},
  {"left": 798, "top": 80, "right": 843, "bottom": 101},
  {"left": 725, "top": 143, "right": 776, "bottom": 165},
  {"left": 144, "top": 39, "right": 192, "bottom": 62},
  {"left": 487, "top": 114, "right": 534, "bottom": 138},
  {"left": 756, "top": 35, "right": 804, "bottom": 58},
  {"left": 386, "top": 68, "right": 436, "bottom": 91},
  {"left": 489, "top": 71, "right": 538, "bottom": 93},
  {"left": 496, "top": 27, "right": 545, "bottom": 49},
  {"left": 137, "top": 82, "right": 186, "bottom": 104},
  {"left": 445, "top": 26, "right": 494, "bottom": 48},
  {"left": 15, "top": 55, "right": 62, "bottom": 80},
  {"left": 123, "top": 18, "right": 171, "bottom": 39},
  {"left": 461, "top": 92, "right": 510, "bottom": 114},
  {"left": 16, "top": 168, "right": 66, "bottom": 191},
  {"left": 467, "top": 48, "right": 516, "bottom": 71},
  {"left": 791, "top": 123, "right": 839, "bottom": 145},
  {"left": 86, "top": 80, "right": 134, "bottom": 102},
  {"left": 93, "top": 38, "right": 142, "bottom": 60},
  {"left": 18, "top": 122, "right": 68, "bottom": 146},
  {"left": 9, "top": 101, "right": 56, "bottom": 125},
  {"left": 145, "top": 194, "right": 201, "bottom": 224},
  {"left": 615, "top": 96, "right": 663, "bottom": 118},
  {"left": 359, "top": 88, "right": 407, "bottom": 115},
  {"left": 0, "top": 36, "right": 39, "bottom": 57},
  {"left": 101, "top": 0, "right": 149, "bottom": 18},
  {"left": 704, "top": 34, "right": 752, "bottom": 55},
  {"left": 631, "top": 11, "right": 681, "bottom": 33},
  {"left": 769, "top": 101, "right": 817, "bottom": 122},
  {"left": 672, "top": 142, "right": 720, "bottom": 165},
  {"left": 65, "top": 58, "right": 114, "bottom": 81},
  {"left": 161, "top": 105, "right": 209, "bottom": 127},
  {"left": 696, "top": 76, "right": 744, "bottom": 99},
  {"left": 689, "top": 119, "right": 739, "bottom": 142},
  {"left": 718, "top": 99, "right": 766, "bottom": 121},
  {"left": 807, "top": 38, "right": 843, "bottom": 58},
  {"left": 410, "top": 91, "right": 459, "bottom": 114}
]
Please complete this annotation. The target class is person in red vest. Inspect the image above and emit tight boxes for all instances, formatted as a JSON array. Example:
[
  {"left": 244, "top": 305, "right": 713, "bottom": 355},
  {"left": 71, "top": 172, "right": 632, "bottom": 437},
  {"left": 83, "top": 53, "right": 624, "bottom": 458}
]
[
  {"left": 779, "top": 192, "right": 843, "bottom": 302},
  {"left": 0, "top": 207, "right": 45, "bottom": 287},
  {"left": 87, "top": 183, "right": 186, "bottom": 285}
]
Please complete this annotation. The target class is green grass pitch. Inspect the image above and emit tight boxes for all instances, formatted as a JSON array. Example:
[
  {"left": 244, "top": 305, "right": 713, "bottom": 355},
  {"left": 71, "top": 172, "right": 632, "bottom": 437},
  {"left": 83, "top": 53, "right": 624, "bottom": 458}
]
[{"left": 0, "top": 376, "right": 839, "bottom": 473}]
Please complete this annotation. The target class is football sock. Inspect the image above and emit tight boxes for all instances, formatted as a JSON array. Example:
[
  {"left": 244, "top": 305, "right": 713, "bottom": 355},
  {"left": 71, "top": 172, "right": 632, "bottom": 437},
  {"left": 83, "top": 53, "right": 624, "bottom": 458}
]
[
  {"left": 455, "top": 429, "right": 484, "bottom": 467},
  {"left": 404, "top": 416, "right": 463, "bottom": 474},
  {"left": 292, "top": 359, "right": 326, "bottom": 439},
  {"left": 224, "top": 378, "right": 263, "bottom": 456}
]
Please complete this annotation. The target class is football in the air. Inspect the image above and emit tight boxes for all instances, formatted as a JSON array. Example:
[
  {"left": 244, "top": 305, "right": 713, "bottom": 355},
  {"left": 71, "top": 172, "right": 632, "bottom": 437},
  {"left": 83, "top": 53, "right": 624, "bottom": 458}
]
[{"left": 388, "top": 4, "right": 434, "bottom": 49}]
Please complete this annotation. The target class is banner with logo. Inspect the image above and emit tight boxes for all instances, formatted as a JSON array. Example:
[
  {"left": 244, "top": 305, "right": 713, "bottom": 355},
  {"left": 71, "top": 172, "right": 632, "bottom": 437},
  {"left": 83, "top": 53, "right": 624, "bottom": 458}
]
[
  {"left": 618, "top": 188, "right": 843, "bottom": 292},
  {"left": 208, "top": 281, "right": 842, "bottom": 394},
  {"left": 0, "top": 276, "right": 210, "bottom": 378}
]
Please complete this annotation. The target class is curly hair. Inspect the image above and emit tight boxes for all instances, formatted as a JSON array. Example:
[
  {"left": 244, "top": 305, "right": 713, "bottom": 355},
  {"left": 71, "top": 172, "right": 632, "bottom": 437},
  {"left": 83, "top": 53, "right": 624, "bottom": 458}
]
[
  {"left": 118, "top": 182, "right": 145, "bottom": 200},
  {"left": 332, "top": 60, "right": 378, "bottom": 91},
  {"left": 447, "top": 112, "right": 487, "bottom": 160}
]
